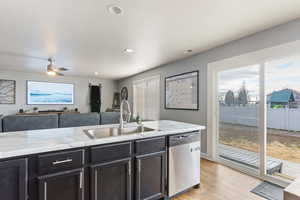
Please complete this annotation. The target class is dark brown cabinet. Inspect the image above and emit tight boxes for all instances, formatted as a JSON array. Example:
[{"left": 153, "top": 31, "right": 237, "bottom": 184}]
[
  {"left": 0, "top": 158, "right": 27, "bottom": 200},
  {"left": 1, "top": 136, "right": 169, "bottom": 200},
  {"left": 38, "top": 169, "right": 84, "bottom": 200},
  {"left": 91, "top": 158, "right": 132, "bottom": 200},
  {"left": 135, "top": 152, "right": 166, "bottom": 200}
]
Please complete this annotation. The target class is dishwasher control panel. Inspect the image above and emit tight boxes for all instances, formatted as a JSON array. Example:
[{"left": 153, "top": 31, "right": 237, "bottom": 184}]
[{"left": 169, "top": 131, "right": 200, "bottom": 147}]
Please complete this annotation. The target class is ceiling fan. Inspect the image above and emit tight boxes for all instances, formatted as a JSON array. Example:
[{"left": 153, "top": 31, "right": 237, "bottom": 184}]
[{"left": 46, "top": 58, "right": 68, "bottom": 76}]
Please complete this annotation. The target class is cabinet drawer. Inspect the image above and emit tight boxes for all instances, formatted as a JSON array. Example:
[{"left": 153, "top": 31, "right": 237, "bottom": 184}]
[
  {"left": 135, "top": 137, "right": 166, "bottom": 155},
  {"left": 38, "top": 149, "right": 84, "bottom": 175},
  {"left": 91, "top": 142, "right": 132, "bottom": 164}
]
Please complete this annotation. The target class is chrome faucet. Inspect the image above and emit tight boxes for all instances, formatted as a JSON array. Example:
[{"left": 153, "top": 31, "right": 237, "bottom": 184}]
[{"left": 120, "top": 99, "right": 131, "bottom": 129}]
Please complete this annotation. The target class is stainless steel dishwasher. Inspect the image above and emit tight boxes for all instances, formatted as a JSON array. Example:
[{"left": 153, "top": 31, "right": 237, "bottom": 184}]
[{"left": 168, "top": 131, "right": 201, "bottom": 197}]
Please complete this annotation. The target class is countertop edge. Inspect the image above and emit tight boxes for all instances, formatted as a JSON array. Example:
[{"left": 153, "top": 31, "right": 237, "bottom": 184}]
[{"left": 0, "top": 120, "right": 205, "bottom": 160}]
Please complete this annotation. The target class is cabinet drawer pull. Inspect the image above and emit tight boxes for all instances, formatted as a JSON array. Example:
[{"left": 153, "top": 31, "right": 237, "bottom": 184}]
[{"left": 52, "top": 158, "right": 73, "bottom": 165}]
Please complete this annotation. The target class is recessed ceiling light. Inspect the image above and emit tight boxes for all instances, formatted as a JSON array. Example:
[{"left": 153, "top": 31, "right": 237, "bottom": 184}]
[
  {"left": 124, "top": 48, "right": 134, "bottom": 53},
  {"left": 184, "top": 49, "right": 193, "bottom": 54},
  {"left": 107, "top": 5, "right": 123, "bottom": 15},
  {"left": 94, "top": 72, "right": 99, "bottom": 75}
]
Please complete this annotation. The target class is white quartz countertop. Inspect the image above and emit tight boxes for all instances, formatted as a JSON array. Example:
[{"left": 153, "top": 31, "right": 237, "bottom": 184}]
[{"left": 0, "top": 120, "right": 205, "bottom": 160}]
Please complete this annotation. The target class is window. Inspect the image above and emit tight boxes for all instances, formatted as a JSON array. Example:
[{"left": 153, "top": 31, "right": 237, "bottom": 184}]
[{"left": 133, "top": 75, "right": 160, "bottom": 120}]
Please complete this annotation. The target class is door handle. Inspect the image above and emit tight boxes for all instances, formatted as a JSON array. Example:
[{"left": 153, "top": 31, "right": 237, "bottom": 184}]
[
  {"left": 79, "top": 171, "right": 83, "bottom": 189},
  {"left": 137, "top": 160, "right": 142, "bottom": 200},
  {"left": 44, "top": 182, "right": 47, "bottom": 200},
  {"left": 95, "top": 170, "right": 98, "bottom": 200},
  {"left": 138, "top": 160, "right": 141, "bottom": 173},
  {"left": 128, "top": 161, "right": 132, "bottom": 176}
]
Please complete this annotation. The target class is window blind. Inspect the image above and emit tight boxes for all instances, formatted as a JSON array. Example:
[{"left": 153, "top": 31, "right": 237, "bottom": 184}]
[{"left": 133, "top": 75, "right": 160, "bottom": 120}]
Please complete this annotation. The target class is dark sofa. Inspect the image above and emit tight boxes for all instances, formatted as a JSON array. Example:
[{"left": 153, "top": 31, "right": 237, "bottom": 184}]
[
  {"left": 2, "top": 114, "right": 59, "bottom": 132},
  {"left": 59, "top": 113, "right": 100, "bottom": 128},
  {"left": 0, "top": 115, "right": 3, "bottom": 132},
  {"left": 1, "top": 112, "right": 120, "bottom": 132},
  {"left": 100, "top": 112, "right": 120, "bottom": 125}
]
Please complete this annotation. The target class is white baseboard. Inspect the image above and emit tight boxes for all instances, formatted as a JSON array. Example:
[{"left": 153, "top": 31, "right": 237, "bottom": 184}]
[{"left": 201, "top": 152, "right": 213, "bottom": 161}]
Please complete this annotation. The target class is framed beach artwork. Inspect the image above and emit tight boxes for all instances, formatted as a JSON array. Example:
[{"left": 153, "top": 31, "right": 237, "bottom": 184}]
[
  {"left": 0, "top": 79, "right": 16, "bottom": 104},
  {"left": 27, "top": 81, "right": 74, "bottom": 105},
  {"left": 165, "top": 71, "right": 199, "bottom": 110}
]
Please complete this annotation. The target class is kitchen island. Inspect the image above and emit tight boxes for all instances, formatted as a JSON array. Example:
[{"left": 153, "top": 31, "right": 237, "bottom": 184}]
[{"left": 0, "top": 120, "right": 205, "bottom": 200}]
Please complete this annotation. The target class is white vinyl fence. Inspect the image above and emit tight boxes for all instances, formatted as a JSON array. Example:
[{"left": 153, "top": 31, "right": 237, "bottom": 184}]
[{"left": 220, "top": 105, "right": 300, "bottom": 131}]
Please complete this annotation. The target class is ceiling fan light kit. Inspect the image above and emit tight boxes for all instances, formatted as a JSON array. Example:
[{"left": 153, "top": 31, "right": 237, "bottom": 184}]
[{"left": 46, "top": 70, "right": 56, "bottom": 76}]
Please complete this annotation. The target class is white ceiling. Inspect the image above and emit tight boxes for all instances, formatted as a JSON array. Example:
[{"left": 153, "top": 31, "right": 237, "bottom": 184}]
[{"left": 0, "top": 0, "right": 300, "bottom": 80}]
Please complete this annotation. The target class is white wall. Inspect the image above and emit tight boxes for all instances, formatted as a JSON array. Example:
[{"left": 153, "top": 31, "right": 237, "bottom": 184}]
[
  {"left": 0, "top": 70, "right": 118, "bottom": 115},
  {"left": 118, "top": 18, "right": 300, "bottom": 154}
]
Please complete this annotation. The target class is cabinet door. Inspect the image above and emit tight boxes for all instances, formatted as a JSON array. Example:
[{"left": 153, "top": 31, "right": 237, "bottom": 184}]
[
  {"left": 91, "top": 158, "right": 132, "bottom": 200},
  {"left": 38, "top": 169, "right": 83, "bottom": 200},
  {"left": 136, "top": 152, "right": 166, "bottom": 200},
  {"left": 0, "top": 158, "right": 27, "bottom": 200}
]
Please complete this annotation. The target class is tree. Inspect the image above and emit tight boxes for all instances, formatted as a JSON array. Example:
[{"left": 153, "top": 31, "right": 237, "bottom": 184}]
[
  {"left": 224, "top": 90, "right": 235, "bottom": 106},
  {"left": 237, "top": 82, "right": 249, "bottom": 106}
]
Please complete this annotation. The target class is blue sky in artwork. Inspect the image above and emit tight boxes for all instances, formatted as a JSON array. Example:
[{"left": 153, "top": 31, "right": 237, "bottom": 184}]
[{"left": 28, "top": 81, "right": 73, "bottom": 94}]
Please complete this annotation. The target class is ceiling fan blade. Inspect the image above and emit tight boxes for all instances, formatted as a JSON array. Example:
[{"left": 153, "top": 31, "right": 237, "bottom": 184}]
[
  {"left": 56, "top": 72, "right": 64, "bottom": 76},
  {"left": 56, "top": 67, "right": 68, "bottom": 71},
  {"left": 49, "top": 66, "right": 67, "bottom": 72}
]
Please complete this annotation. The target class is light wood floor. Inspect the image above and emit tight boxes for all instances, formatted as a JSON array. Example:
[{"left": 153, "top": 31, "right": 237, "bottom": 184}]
[{"left": 172, "top": 159, "right": 265, "bottom": 200}]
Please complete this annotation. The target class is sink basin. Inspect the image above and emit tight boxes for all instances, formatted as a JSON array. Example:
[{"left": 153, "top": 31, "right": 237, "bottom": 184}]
[{"left": 84, "top": 126, "right": 155, "bottom": 139}]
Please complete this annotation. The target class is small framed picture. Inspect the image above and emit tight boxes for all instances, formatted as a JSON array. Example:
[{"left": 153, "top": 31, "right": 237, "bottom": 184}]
[{"left": 0, "top": 79, "right": 16, "bottom": 104}]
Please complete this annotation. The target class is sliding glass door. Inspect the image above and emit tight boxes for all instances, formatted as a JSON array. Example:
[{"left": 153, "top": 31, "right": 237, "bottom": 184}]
[
  {"left": 217, "top": 65, "right": 260, "bottom": 174},
  {"left": 212, "top": 51, "right": 300, "bottom": 185},
  {"left": 266, "top": 56, "right": 300, "bottom": 181}
]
